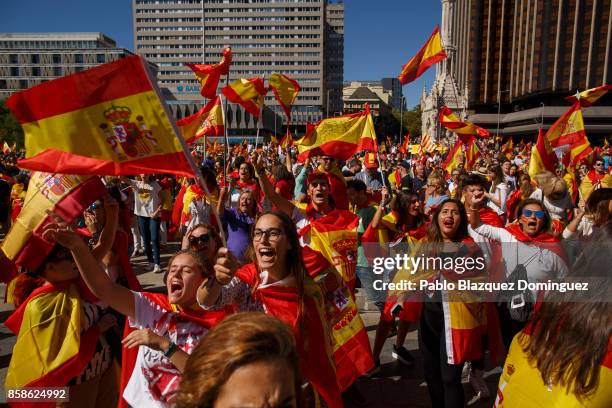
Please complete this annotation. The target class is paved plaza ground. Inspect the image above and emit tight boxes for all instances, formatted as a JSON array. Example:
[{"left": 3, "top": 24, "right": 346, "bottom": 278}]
[{"left": 0, "top": 241, "right": 501, "bottom": 407}]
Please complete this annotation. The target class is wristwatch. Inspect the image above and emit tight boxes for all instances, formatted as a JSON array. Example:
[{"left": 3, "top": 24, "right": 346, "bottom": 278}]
[{"left": 163, "top": 342, "right": 178, "bottom": 358}]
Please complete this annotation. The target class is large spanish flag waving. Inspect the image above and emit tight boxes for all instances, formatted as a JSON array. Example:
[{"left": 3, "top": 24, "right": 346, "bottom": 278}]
[
  {"left": 8, "top": 55, "right": 194, "bottom": 177},
  {"left": 545, "top": 103, "right": 588, "bottom": 148},
  {"left": 186, "top": 47, "right": 232, "bottom": 99},
  {"left": 439, "top": 106, "right": 490, "bottom": 139},
  {"left": 398, "top": 25, "right": 447, "bottom": 85},
  {"left": 222, "top": 77, "right": 267, "bottom": 117},
  {"left": 565, "top": 84, "right": 611, "bottom": 107},
  {"left": 177, "top": 96, "right": 224, "bottom": 144},
  {"left": 296, "top": 105, "right": 378, "bottom": 161},
  {"left": 268, "top": 73, "right": 300, "bottom": 121}
]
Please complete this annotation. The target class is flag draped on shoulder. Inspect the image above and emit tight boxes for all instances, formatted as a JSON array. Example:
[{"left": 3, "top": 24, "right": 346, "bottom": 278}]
[
  {"left": 1, "top": 172, "right": 106, "bottom": 272},
  {"left": 8, "top": 55, "right": 194, "bottom": 177},
  {"left": 439, "top": 106, "right": 490, "bottom": 139},
  {"left": 222, "top": 77, "right": 267, "bottom": 117},
  {"left": 528, "top": 129, "right": 559, "bottom": 178},
  {"left": 176, "top": 96, "right": 224, "bottom": 144},
  {"left": 268, "top": 73, "right": 300, "bottom": 121},
  {"left": 398, "top": 25, "right": 447, "bottom": 85},
  {"left": 296, "top": 105, "right": 378, "bottom": 161},
  {"left": 186, "top": 47, "right": 232, "bottom": 99}
]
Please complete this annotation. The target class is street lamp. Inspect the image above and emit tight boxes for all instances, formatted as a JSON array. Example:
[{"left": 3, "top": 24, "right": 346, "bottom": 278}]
[{"left": 496, "top": 89, "right": 511, "bottom": 139}]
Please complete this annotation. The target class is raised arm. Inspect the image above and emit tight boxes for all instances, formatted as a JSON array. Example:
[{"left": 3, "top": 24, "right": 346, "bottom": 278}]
[
  {"left": 43, "top": 215, "right": 135, "bottom": 318},
  {"left": 254, "top": 153, "right": 295, "bottom": 216},
  {"left": 370, "top": 186, "right": 397, "bottom": 231},
  {"left": 285, "top": 146, "right": 293, "bottom": 173},
  {"left": 90, "top": 196, "right": 119, "bottom": 261}
]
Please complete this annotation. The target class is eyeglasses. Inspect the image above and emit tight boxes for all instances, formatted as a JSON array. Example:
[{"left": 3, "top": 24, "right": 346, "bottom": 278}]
[
  {"left": 522, "top": 209, "right": 545, "bottom": 219},
  {"left": 253, "top": 228, "right": 283, "bottom": 242},
  {"left": 188, "top": 233, "right": 211, "bottom": 246},
  {"left": 595, "top": 162, "right": 604, "bottom": 166}
]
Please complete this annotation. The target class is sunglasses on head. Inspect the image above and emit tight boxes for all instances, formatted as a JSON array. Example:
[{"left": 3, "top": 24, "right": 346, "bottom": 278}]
[
  {"left": 522, "top": 209, "right": 545, "bottom": 219},
  {"left": 189, "top": 233, "right": 211, "bottom": 246}
]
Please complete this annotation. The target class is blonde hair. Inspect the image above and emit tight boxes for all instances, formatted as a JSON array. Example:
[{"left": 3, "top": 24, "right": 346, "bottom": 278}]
[{"left": 535, "top": 171, "right": 567, "bottom": 197}]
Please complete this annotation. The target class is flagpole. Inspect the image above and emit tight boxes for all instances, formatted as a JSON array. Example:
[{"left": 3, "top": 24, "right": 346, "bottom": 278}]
[
  {"left": 151, "top": 65, "right": 227, "bottom": 245},
  {"left": 220, "top": 94, "right": 229, "bottom": 183},
  {"left": 254, "top": 103, "right": 263, "bottom": 150},
  {"left": 400, "top": 88, "right": 404, "bottom": 145}
]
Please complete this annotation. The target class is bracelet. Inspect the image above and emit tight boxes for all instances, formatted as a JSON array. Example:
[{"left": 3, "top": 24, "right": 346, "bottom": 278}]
[{"left": 163, "top": 342, "right": 178, "bottom": 358}]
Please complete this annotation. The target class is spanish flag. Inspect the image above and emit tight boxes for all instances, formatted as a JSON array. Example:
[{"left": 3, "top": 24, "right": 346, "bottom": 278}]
[
  {"left": 279, "top": 129, "right": 294, "bottom": 149},
  {"left": 8, "top": 55, "right": 194, "bottom": 177},
  {"left": 222, "top": 77, "right": 267, "bottom": 117},
  {"left": 176, "top": 96, "right": 224, "bottom": 144},
  {"left": 186, "top": 47, "right": 232, "bottom": 99},
  {"left": 398, "top": 25, "right": 447, "bottom": 85},
  {"left": 268, "top": 73, "right": 300, "bottom": 121},
  {"left": 296, "top": 105, "right": 378, "bottom": 161},
  {"left": 1, "top": 172, "right": 106, "bottom": 272},
  {"left": 439, "top": 106, "right": 490, "bottom": 139},
  {"left": 3, "top": 141, "right": 11, "bottom": 155},
  {"left": 528, "top": 129, "right": 559, "bottom": 179},
  {"left": 5, "top": 280, "right": 101, "bottom": 397},
  {"left": 501, "top": 138, "right": 514, "bottom": 159},
  {"left": 442, "top": 140, "right": 464, "bottom": 174},
  {"left": 565, "top": 84, "right": 611, "bottom": 107},
  {"left": 465, "top": 138, "right": 481, "bottom": 170},
  {"left": 545, "top": 103, "right": 588, "bottom": 148}
]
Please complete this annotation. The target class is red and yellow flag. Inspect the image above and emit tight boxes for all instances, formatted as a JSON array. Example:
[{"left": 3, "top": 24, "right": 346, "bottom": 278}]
[
  {"left": 439, "top": 106, "right": 490, "bottom": 139},
  {"left": 186, "top": 47, "right": 232, "bottom": 99},
  {"left": 399, "top": 132, "right": 410, "bottom": 154},
  {"left": 465, "top": 137, "right": 480, "bottom": 170},
  {"left": 222, "top": 77, "right": 267, "bottom": 117},
  {"left": 398, "top": 25, "right": 447, "bottom": 85},
  {"left": 442, "top": 141, "right": 464, "bottom": 174},
  {"left": 565, "top": 84, "right": 611, "bottom": 107},
  {"left": 296, "top": 105, "right": 378, "bottom": 161},
  {"left": 528, "top": 129, "right": 559, "bottom": 179},
  {"left": 545, "top": 103, "right": 588, "bottom": 148},
  {"left": 8, "top": 55, "right": 194, "bottom": 177},
  {"left": 1, "top": 173, "right": 106, "bottom": 272},
  {"left": 176, "top": 96, "right": 224, "bottom": 144},
  {"left": 268, "top": 73, "right": 300, "bottom": 121},
  {"left": 418, "top": 133, "right": 435, "bottom": 154},
  {"left": 501, "top": 138, "right": 514, "bottom": 159},
  {"left": 279, "top": 129, "right": 294, "bottom": 149}
]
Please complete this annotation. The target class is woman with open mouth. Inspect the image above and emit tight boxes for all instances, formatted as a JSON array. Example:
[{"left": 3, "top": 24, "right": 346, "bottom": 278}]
[
  {"left": 468, "top": 196, "right": 568, "bottom": 350},
  {"left": 197, "top": 210, "right": 370, "bottom": 408},
  {"left": 390, "top": 198, "right": 489, "bottom": 408},
  {"left": 41, "top": 216, "right": 226, "bottom": 408}
]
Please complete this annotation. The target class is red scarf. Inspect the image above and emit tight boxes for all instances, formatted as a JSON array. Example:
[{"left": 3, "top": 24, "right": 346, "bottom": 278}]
[
  {"left": 235, "top": 264, "right": 344, "bottom": 408},
  {"left": 479, "top": 206, "right": 504, "bottom": 227},
  {"left": 505, "top": 223, "right": 568, "bottom": 263}
]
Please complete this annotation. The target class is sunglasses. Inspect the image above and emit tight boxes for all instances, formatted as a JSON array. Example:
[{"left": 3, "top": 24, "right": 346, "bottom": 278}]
[
  {"left": 522, "top": 209, "right": 545, "bottom": 219},
  {"left": 188, "top": 233, "right": 211, "bottom": 246},
  {"left": 595, "top": 162, "right": 604, "bottom": 166},
  {"left": 86, "top": 202, "right": 102, "bottom": 212}
]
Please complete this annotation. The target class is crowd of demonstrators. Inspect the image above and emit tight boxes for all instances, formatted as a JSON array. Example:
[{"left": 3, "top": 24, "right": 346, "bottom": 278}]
[{"left": 1, "top": 134, "right": 611, "bottom": 408}]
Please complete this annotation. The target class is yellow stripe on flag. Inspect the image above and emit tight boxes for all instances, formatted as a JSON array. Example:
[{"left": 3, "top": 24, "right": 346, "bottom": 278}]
[{"left": 23, "top": 91, "right": 182, "bottom": 162}]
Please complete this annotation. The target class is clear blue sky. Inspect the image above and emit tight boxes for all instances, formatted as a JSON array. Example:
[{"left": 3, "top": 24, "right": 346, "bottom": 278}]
[{"left": 1, "top": 0, "right": 440, "bottom": 108}]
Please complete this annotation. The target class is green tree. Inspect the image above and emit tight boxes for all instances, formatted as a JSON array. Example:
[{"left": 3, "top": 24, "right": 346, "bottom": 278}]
[
  {"left": 0, "top": 98, "right": 24, "bottom": 148},
  {"left": 393, "top": 104, "right": 422, "bottom": 138}
]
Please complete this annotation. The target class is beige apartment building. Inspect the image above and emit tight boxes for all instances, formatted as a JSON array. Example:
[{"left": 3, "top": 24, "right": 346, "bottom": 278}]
[
  {"left": 0, "top": 33, "right": 142, "bottom": 100},
  {"left": 132, "top": 0, "right": 344, "bottom": 129}
]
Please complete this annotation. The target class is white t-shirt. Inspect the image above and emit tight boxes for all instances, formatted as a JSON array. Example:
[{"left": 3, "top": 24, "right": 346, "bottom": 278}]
[
  {"left": 129, "top": 179, "right": 162, "bottom": 218},
  {"left": 473, "top": 224, "right": 568, "bottom": 298},
  {"left": 487, "top": 182, "right": 508, "bottom": 216},
  {"left": 123, "top": 292, "right": 208, "bottom": 408},
  {"left": 529, "top": 188, "right": 571, "bottom": 221}
]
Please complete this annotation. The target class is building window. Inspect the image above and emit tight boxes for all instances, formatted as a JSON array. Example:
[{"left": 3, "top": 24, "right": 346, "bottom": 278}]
[
  {"left": 53, "top": 54, "right": 61, "bottom": 63},
  {"left": 75, "top": 54, "right": 83, "bottom": 63},
  {"left": 32, "top": 67, "right": 41, "bottom": 76},
  {"left": 0, "top": 80, "right": 6, "bottom": 89},
  {"left": 19, "top": 80, "right": 28, "bottom": 89},
  {"left": 10, "top": 54, "right": 18, "bottom": 64},
  {"left": 53, "top": 66, "right": 62, "bottom": 76},
  {"left": 10, "top": 67, "right": 19, "bottom": 76},
  {"left": 31, "top": 54, "right": 40, "bottom": 64},
  {"left": 97, "top": 54, "right": 105, "bottom": 63}
]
